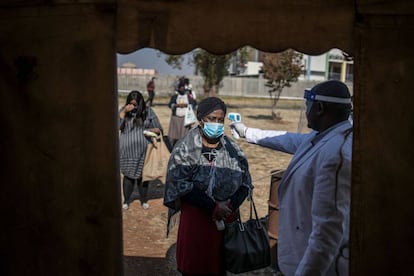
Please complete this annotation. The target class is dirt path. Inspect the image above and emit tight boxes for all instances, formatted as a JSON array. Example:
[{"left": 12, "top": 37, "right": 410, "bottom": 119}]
[{"left": 121, "top": 98, "right": 305, "bottom": 275}]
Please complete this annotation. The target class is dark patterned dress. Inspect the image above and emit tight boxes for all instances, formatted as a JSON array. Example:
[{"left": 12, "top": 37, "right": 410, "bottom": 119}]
[{"left": 164, "top": 127, "right": 253, "bottom": 275}]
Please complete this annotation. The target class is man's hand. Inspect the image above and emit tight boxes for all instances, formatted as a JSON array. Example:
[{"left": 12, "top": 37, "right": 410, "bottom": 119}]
[{"left": 230, "top": 122, "right": 247, "bottom": 138}]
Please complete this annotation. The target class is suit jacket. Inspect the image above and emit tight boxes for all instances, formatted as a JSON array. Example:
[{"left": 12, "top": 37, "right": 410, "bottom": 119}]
[{"left": 246, "top": 121, "right": 352, "bottom": 276}]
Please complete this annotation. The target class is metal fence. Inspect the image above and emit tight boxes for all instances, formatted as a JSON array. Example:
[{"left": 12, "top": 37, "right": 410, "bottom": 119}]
[{"left": 118, "top": 74, "right": 352, "bottom": 100}]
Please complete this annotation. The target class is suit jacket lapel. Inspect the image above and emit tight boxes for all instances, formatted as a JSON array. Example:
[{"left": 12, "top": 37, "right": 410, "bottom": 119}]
[
  {"left": 278, "top": 122, "right": 351, "bottom": 197},
  {"left": 278, "top": 135, "right": 316, "bottom": 197}
]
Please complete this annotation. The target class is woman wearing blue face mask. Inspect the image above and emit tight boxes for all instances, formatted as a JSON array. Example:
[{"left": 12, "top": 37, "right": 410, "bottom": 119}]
[{"left": 164, "top": 97, "right": 253, "bottom": 276}]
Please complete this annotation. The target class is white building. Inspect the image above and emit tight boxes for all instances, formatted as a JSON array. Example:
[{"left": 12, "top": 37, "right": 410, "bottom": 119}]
[
  {"left": 232, "top": 48, "right": 353, "bottom": 84},
  {"left": 302, "top": 48, "right": 353, "bottom": 83}
]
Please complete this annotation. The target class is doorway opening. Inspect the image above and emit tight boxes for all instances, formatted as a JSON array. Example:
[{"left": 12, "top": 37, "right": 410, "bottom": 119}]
[{"left": 116, "top": 47, "right": 353, "bottom": 275}]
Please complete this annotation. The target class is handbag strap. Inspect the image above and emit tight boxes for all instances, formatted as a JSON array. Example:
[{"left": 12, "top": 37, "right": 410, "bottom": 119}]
[
  {"left": 236, "top": 194, "right": 263, "bottom": 231},
  {"left": 249, "top": 194, "right": 260, "bottom": 222}
]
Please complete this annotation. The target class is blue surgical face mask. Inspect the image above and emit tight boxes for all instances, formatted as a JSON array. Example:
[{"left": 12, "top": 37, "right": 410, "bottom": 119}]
[{"left": 202, "top": 122, "right": 224, "bottom": 139}]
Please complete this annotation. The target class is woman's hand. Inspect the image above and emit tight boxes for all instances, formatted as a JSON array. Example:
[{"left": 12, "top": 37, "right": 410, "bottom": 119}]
[
  {"left": 213, "top": 199, "right": 232, "bottom": 220},
  {"left": 147, "top": 128, "right": 161, "bottom": 135},
  {"left": 120, "top": 104, "right": 135, "bottom": 119},
  {"left": 176, "top": 103, "right": 188, "bottom": 108}
]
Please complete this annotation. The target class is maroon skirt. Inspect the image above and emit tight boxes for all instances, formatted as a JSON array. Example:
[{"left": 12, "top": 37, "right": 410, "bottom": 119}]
[{"left": 176, "top": 201, "right": 236, "bottom": 275}]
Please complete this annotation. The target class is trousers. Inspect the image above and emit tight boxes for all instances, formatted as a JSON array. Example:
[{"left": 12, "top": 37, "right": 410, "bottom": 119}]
[{"left": 122, "top": 176, "right": 149, "bottom": 204}]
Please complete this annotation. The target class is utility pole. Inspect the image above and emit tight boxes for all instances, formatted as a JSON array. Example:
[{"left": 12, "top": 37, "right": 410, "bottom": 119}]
[{"left": 306, "top": 55, "right": 312, "bottom": 80}]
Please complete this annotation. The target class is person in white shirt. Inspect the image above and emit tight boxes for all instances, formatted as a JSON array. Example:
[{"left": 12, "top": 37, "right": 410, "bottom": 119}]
[
  {"left": 167, "top": 83, "right": 197, "bottom": 146},
  {"left": 232, "top": 80, "right": 353, "bottom": 276}
]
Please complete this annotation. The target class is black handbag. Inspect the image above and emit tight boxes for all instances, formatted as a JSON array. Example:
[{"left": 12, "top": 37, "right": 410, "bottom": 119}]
[{"left": 223, "top": 194, "right": 271, "bottom": 274}]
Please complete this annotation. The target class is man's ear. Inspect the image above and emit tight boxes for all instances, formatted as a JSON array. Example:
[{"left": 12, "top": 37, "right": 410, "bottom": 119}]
[{"left": 316, "top": 102, "right": 325, "bottom": 116}]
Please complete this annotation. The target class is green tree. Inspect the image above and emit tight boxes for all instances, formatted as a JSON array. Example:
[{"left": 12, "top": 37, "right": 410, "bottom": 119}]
[
  {"left": 164, "top": 55, "right": 185, "bottom": 70},
  {"left": 164, "top": 48, "right": 249, "bottom": 97},
  {"left": 261, "top": 50, "right": 304, "bottom": 120}
]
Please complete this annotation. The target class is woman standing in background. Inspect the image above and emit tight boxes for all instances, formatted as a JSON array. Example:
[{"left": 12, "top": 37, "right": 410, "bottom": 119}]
[
  {"left": 146, "top": 76, "right": 156, "bottom": 107},
  {"left": 119, "top": 90, "right": 163, "bottom": 210},
  {"left": 167, "top": 82, "right": 197, "bottom": 147}
]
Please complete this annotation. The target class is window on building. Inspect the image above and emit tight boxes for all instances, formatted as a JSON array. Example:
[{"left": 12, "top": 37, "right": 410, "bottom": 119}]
[
  {"left": 328, "top": 62, "right": 342, "bottom": 80},
  {"left": 346, "top": 63, "right": 354, "bottom": 82}
]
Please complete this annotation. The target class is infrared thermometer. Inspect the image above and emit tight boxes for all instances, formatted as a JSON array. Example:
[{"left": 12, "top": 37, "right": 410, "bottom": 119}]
[
  {"left": 228, "top": 112, "right": 242, "bottom": 139},
  {"left": 228, "top": 112, "right": 241, "bottom": 123}
]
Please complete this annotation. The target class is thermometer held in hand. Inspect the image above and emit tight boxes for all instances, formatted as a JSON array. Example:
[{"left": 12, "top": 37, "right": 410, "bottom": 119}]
[{"left": 228, "top": 113, "right": 242, "bottom": 139}]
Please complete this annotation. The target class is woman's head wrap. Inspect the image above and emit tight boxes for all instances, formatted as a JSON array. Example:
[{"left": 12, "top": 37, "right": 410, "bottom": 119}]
[{"left": 196, "top": 97, "right": 227, "bottom": 120}]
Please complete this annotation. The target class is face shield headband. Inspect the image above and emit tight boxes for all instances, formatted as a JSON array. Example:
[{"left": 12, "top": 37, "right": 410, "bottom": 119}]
[{"left": 304, "top": 89, "right": 352, "bottom": 104}]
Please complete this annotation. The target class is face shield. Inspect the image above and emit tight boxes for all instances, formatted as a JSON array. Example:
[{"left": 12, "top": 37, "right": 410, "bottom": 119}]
[
  {"left": 303, "top": 89, "right": 316, "bottom": 118},
  {"left": 304, "top": 89, "right": 352, "bottom": 104},
  {"left": 302, "top": 88, "right": 353, "bottom": 129}
]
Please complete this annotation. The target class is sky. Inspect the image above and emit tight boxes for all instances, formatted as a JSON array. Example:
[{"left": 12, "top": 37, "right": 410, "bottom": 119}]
[{"left": 116, "top": 48, "right": 195, "bottom": 76}]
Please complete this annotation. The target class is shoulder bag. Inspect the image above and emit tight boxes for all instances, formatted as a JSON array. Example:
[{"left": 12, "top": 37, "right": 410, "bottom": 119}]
[
  {"left": 184, "top": 104, "right": 197, "bottom": 127},
  {"left": 142, "top": 135, "right": 170, "bottom": 184},
  {"left": 223, "top": 194, "right": 271, "bottom": 274}
]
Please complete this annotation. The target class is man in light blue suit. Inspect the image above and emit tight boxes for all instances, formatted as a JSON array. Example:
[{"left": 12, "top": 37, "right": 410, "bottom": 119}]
[{"left": 232, "top": 80, "right": 353, "bottom": 276}]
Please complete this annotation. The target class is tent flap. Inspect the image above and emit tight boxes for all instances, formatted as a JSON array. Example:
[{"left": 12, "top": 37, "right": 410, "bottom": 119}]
[{"left": 116, "top": 0, "right": 354, "bottom": 55}]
